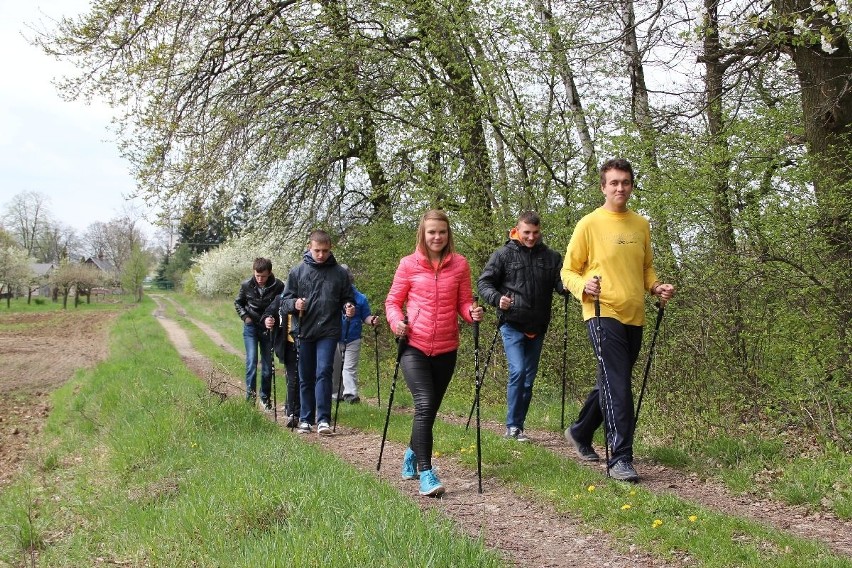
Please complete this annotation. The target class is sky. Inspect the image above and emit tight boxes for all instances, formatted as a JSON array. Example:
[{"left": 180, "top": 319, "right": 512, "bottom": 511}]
[{"left": 0, "top": 0, "right": 157, "bottom": 238}]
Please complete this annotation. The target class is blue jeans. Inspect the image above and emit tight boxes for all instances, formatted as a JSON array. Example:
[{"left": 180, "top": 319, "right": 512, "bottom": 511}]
[
  {"left": 297, "top": 337, "right": 337, "bottom": 425},
  {"left": 243, "top": 323, "right": 273, "bottom": 402},
  {"left": 501, "top": 323, "right": 545, "bottom": 430}
]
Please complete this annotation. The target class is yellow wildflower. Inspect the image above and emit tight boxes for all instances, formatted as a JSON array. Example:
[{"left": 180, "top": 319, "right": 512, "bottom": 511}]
[
  {"left": 587, "top": 485, "right": 596, "bottom": 492},
  {"left": 621, "top": 504, "right": 631, "bottom": 510},
  {"left": 688, "top": 515, "right": 698, "bottom": 523},
  {"left": 652, "top": 519, "right": 663, "bottom": 528}
]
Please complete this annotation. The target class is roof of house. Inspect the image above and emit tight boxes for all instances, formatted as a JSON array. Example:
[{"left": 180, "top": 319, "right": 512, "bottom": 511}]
[
  {"left": 31, "top": 263, "right": 55, "bottom": 277},
  {"left": 84, "top": 256, "right": 117, "bottom": 272}
]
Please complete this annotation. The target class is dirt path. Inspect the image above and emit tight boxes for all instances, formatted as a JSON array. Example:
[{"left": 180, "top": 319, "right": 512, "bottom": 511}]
[
  {"left": 155, "top": 297, "right": 852, "bottom": 563},
  {"left": 150, "top": 295, "right": 244, "bottom": 399}
]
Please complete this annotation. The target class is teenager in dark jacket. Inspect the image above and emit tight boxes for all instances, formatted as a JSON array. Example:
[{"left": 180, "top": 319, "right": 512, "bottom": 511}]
[
  {"left": 478, "top": 211, "right": 565, "bottom": 441},
  {"left": 234, "top": 257, "right": 285, "bottom": 409},
  {"left": 279, "top": 230, "right": 355, "bottom": 436}
]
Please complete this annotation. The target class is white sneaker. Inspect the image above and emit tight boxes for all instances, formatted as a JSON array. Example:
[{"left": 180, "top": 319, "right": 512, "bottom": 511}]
[
  {"left": 296, "top": 421, "right": 312, "bottom": 434},
  {"left": 317, "top": 422, "right": 332, "bottom": 436}
]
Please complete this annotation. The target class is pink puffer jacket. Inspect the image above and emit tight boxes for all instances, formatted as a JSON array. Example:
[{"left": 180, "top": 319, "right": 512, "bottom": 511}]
[{"left": 385, "top": 250, "right": 476, "bottom": 356}]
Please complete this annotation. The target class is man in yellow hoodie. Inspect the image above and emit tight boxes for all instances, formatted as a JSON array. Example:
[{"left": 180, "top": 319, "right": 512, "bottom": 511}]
[{"left": 561, "top": 158, "right": 675, "bottom": 482}]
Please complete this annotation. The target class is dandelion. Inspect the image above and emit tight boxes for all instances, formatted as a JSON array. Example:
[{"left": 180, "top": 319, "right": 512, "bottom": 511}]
[
  {"left": 587, "top": 484, "right": 596, "bottom": 492},
  {"left": 652, "top": 519, "right": 663, "bottom": 528},
  {"left": 621, "top": 504, "right": 632, "bottom": 510},
  {"left": 629, "top": 490, "right": 636, "bottom": 496},
  {"left": 433, "top": 451, "right": 442, "bottom": 458},
  {"left": 689, "top": 515, "right": 698, "bottom": 522}
]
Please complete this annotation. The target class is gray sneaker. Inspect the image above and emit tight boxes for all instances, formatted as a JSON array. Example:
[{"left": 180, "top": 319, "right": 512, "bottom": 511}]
[
  {"left": 564, "top": 428, "right": 600, "bottom": 461},
  {"left": 608, "top": 460, "right": 639, "bottom": 482},
  {"left": 504, "top": 426, "right": 530, "bottom": 442},
  {"left": 296, "top": 421, "right": 312, "bottom": 434}
]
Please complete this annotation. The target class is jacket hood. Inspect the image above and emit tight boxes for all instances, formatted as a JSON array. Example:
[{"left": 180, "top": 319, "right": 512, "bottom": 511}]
[{"left": 303, "top": 250, "right": 338, "bottom": 267}]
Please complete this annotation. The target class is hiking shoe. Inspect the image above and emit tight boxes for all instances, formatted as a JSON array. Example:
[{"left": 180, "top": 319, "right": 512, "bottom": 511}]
[
  {"left": 401, "top": 447, "right": 419, "bottom": 480},
  {"left": 608, "top": 460, "right": 639, "bottom": 482},
  {"left": 317, "top": 422, "right": 332, "bottom": 436},
  {"left": 344, "top": 394, "right": 361, "bottom": 404},
  {"left": 564, "top": 428, "right": 600, "bottom": 461},
  {"left": 504, "top": 426, "right": 529, "bottom": 442},
  {"left": 296, "top": 421, "right": 312, "bottom": 434},
  {"left": 285, "top": 414, "right": 298, "bottom": 428},
  {"left": 259, "top": 399, "right": 273, "bottom": 412},
  {"left": 418, "top": 469, "right": 445, "bottom": 497}
]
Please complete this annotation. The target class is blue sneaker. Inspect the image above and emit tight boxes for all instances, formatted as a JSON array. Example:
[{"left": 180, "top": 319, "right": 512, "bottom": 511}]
[
  {"left": 418, "top": 469, "right": 445, "bottom": 497},
  {"left": 401, "top": 447, "right": 419, "bottom": 480}
]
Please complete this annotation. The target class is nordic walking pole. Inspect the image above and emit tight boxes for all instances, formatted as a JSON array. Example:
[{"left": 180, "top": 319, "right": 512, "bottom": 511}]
[
  {"left": 634, "top": 300, "right": 665, "bottom": 431},
  {"left": 465, "top": 294, "right": 508, "bottom": 431},
  {"left": 373, "top": 313, "right": 381, "bottom": 406},
  {"left": 560, "top": 293, "right": 568, "bottom": 431},
  {"left": 465, "top": 324, "right": 500, "bottom": 431},
  {"left": 472, "top": 297, "right": 483, "bottom": 494},
  {"left": 291, "top": 306, "right": 304, "bottom": 432},
  {"left": 333, "top": 313, "right": 351, "bottom": 433},
  {"left": 270, "top": 326, "right": 277, "bottom": 424},
  {"left": 377, "top": 316, "right": 407, "bottom": 471},
  {"left": 592, "top": 276, "right": 611, "bottom": 477}
]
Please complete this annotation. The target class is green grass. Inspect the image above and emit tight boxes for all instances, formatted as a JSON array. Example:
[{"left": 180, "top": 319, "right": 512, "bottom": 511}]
[{"left": 0, "top": 298, "right": 504, "bottom": 567}]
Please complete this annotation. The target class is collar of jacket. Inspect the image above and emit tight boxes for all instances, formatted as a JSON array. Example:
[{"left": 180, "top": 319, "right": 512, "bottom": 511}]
[
  {"left": 414, "top": 249, "right": 454, "bottom": 270},
  {"left": 303, "top": 250, "right": 338, "bottom": 267}
]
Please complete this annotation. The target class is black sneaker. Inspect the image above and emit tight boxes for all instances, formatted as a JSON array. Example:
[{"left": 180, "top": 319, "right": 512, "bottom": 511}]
[
  {"left": 564, "top": 428, "right": 601, "bottom": 461},
  {"left": 344, "top": 395, "right": 361, "bottom": 404},
  {"left": 608, "top": 460, "right": 639, "bottom": 482},
  {"left": 259, "top": 399, "right": 273, "bottom": 412},
  {"left": 285, "top": 414, "right": 298, "bottom": 428}
]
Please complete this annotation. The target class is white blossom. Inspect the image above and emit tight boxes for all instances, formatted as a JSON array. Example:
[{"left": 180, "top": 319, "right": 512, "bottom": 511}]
[{"left": 821, "top": 35, "right": 839, "bottom": 53}]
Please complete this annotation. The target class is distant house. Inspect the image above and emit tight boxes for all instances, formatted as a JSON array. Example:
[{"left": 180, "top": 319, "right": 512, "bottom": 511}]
[
  {"left": 30, "top": 263, "right": 55, "bottom": 297},
  {"left": 83, "top": 254, "right": 117, "bottom": 274}
]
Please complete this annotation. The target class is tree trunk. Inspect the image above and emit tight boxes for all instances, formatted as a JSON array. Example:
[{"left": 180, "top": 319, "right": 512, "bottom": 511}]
[
  {"left": 410, "top": 0, "right": 494, "bottom": 263},
  {"left": 620, "top": 0, "right": 678, "bottom": 276},
  {"left": 533, "top": 0, "right": 596, "bottom": 179},
  {"left": 774, "top": 0, "right": 852, "bottom": 375},
  {"left": 703, "top": 0, "right": 748, "bottom": 370}
]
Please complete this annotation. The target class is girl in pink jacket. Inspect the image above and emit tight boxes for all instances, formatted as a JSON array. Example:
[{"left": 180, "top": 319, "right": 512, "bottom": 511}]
[{"left": 385, "top": 209, "right": 484, "bottom": 497}]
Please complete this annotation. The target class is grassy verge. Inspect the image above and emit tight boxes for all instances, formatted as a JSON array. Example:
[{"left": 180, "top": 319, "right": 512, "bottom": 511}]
[{"left": 0, "top": 298, "right": 504, "bottom": 567}]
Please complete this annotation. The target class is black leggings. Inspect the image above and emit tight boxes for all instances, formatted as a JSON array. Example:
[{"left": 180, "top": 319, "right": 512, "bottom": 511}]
[{"left": 400, "top": 346, "right": 458, "bottom": 472}]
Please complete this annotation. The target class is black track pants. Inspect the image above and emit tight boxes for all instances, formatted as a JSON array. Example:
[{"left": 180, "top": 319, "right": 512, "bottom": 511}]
[{"left": 570, "top": 317, "right": 642, "bottom": 466}]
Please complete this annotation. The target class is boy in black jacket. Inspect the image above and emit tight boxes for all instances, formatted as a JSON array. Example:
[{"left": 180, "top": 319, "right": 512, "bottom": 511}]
[{"left": 234, "top": 257, "right": 285, "bottom": 410}]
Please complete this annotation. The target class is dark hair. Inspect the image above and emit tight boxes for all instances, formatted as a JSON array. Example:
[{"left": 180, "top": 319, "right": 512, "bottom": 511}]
[
  {"left": 415, "top": 209, "right": 455, "bottom": 258},
  {"left": 308, "top": 229, "right": 332, "bottom": 246},
  {"left": 599, "top": 158, "right": 635, "bottom": 186},
  {"left": 517, "top": 211, "right": 541, "bottom": 226},
  {"left": 253, "top": 257, "right": 272, "bottom": 273}
]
